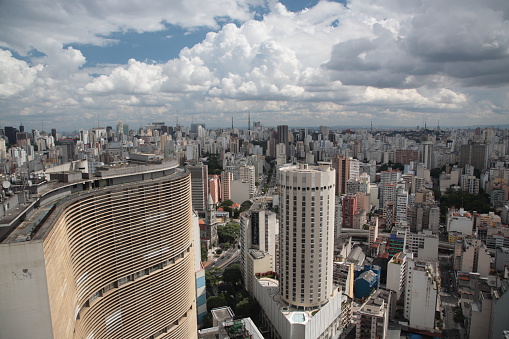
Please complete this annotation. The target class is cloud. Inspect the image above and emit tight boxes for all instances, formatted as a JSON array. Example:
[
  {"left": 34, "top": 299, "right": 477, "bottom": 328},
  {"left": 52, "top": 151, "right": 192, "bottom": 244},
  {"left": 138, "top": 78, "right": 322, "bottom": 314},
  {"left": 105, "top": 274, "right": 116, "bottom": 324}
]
[
  {"left": 0, "top": 0, "right": 508, "bottom": 129},
  {"left": 85, "top": 59, "right": 167, "bottom": 94},
  {"left": 0, "top": 50, "right": 42, "bottom": 98},
  {"left": 0, "top": 0, "right": 263, "bottom": 54}
]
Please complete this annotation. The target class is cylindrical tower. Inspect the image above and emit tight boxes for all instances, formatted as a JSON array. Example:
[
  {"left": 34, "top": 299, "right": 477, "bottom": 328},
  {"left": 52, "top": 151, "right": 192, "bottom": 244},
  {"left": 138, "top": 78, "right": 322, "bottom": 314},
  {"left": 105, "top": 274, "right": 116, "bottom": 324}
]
[{"left": 278, "top": 162, "right": 335, "bottom": 309}]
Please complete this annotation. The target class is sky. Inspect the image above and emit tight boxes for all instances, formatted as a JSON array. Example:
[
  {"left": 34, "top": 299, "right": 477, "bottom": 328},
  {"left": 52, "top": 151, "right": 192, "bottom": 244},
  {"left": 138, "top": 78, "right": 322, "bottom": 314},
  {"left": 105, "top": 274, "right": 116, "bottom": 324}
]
[{"left": 0, "top": 0, "right": 508, "bottom": 132}]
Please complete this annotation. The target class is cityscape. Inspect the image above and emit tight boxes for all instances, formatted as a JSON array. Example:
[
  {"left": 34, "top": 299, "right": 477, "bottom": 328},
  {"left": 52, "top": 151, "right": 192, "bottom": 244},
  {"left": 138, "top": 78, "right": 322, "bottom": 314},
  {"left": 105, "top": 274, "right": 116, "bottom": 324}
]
[
  {"left": 1, "top": 0, "right": 509, "bottom": 338},
  {"left": 0, "top": 122, "right": 508, "bottom": 339}
]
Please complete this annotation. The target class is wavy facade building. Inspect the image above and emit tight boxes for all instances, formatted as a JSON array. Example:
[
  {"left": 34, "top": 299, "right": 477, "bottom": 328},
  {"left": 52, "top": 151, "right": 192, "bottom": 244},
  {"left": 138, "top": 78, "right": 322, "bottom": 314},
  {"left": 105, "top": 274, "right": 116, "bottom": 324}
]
[{"left": 0, "top": 161, "right": 198, "bottom": 339}]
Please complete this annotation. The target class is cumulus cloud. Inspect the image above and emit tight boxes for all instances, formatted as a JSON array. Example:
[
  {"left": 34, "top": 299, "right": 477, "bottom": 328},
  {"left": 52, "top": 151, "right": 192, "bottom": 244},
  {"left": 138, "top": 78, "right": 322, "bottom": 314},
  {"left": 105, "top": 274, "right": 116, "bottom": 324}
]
[
  {"left": 0, "top": 50, "right": 42, "bottom": 98},
  {"left": 85, "top": 59, "right": 167, "bottom": 94},
  {"left": 1, "top": 0, "right": 508, "bottom": 129},
  {"left": 0, "top": 0, "right": 263, "bottom": 54}
]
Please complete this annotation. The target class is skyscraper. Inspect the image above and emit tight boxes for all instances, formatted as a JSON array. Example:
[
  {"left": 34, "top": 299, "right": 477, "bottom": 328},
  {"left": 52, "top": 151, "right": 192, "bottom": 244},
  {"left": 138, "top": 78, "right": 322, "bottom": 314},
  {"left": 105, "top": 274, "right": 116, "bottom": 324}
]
[
  {"left": 332, "top": 155, "right": 350, "bottom": 195},
  {"left": 0, "top": 161, "right": 198, "bottom": 339},
  {"left": 188, "top": 162, "right": 209, "bottom": 214},
  {"left": 277, "top": 125, "right": 289, "bottom": 160},
  {"left": 459, "top": 143, "right": 487, "bottom": 171},
  {"left": 279, "top": 162, "right": 335, "bottom": 308}
]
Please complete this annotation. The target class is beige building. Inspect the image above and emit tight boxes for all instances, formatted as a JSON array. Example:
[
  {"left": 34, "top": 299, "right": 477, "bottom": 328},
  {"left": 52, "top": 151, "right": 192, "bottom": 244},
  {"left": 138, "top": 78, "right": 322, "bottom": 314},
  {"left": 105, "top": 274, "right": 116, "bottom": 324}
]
[
  {"left": 0, "top": 161, "right": 198, "bottom": 339},
  {"left": 279, "top": 162, "right": 336, "bottom": 308}
]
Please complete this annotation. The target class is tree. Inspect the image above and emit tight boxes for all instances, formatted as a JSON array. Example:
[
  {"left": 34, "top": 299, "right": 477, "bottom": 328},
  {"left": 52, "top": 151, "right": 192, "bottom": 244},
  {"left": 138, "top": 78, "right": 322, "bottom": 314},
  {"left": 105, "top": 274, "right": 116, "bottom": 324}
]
[
  {"left": 240, "top": 200, "right": 253, "bottom": 212},
  {"left": 217, "top": 223, "right": 240, "bottom": 244},
  {"left": 235, "top": 297, "right": 260, "bottom": 320},
  {"left": 439, "top": 191, "right": 491, "bottom": 216},
  {"left": 378, "top": 162, "right": 404, "bottom": 172},
  {"left": 430, "top": 166, "right": 445, "bottom": 179},
  {"left": 206, "top": 295, "right": 229, "bottom": 312},
  {"left": 206, "top": 268, "right": 222, "bottom": 289},
  {"left": 222, "top": 264, "right": 243, "bottom": 290}
]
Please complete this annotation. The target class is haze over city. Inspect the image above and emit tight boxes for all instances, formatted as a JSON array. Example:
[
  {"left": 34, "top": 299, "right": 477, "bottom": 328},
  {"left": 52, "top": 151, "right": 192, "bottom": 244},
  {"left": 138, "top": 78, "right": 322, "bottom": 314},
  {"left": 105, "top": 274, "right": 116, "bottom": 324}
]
[{"left": 1, "top": 0, "right": 508, "bottom": 131}]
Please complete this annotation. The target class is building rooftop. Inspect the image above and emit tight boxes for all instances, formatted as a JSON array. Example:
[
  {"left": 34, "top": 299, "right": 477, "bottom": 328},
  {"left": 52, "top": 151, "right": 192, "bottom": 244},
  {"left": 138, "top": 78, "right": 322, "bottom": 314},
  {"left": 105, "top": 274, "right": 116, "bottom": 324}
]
[
  {"left": 1, "top": 161, "right": 180, "bottom": 245},
  {"left": 257, "top": 277, "right": 341, "bottom": 325}
]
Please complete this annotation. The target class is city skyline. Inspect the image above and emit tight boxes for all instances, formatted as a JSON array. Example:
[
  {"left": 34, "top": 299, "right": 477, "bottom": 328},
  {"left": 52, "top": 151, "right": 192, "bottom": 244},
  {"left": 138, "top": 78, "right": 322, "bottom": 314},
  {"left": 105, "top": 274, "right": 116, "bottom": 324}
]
[{"left": 1, "top": 0, "right": 508, "bottom": 131}]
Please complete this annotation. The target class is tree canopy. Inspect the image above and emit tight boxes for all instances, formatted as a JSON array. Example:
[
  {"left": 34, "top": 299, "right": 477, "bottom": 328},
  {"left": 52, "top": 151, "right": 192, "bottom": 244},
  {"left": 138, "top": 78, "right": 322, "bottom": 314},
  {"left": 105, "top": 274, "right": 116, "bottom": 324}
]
[
  {"left": 439, "top": 191, "right": 491, "bottom": 217},
  {"left": 222, "top": 264, "right": 243, "bottom": 290},
  {"left": 217, "top": 223, "right": 240, "bottom": 244}
]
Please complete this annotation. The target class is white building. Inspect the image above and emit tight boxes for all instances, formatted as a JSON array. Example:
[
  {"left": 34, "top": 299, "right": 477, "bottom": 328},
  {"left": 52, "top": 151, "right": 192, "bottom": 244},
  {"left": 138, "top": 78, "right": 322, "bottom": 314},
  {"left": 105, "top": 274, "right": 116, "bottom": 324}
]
[
  {"left": 406, "top": 231, "right": 439, "bottom": 262},
  {"left": 386, "top": 251, "right": 412, "bottom": 301},
  {"left": 239, "top": 164, "right": 256, "bottom": 198},
  {"left": 447, "top": 208, "right": 474, "bottom": 235},
  {"left": 395, "top": 189, "right": 408, "bottom": 226},
  {"left": 404, "top": 258, "right": 439, "bottom": 331},
  {"left": 278, "top": 162, "right": 336, "bottom": 308}
]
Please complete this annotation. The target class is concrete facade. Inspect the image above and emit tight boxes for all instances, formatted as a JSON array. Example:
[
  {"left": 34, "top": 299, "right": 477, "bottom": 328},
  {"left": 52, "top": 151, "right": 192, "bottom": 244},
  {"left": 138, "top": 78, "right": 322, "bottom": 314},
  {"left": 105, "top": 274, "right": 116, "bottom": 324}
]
[{"left": 0, "top": 162, "right": 198, "bottom": 339}]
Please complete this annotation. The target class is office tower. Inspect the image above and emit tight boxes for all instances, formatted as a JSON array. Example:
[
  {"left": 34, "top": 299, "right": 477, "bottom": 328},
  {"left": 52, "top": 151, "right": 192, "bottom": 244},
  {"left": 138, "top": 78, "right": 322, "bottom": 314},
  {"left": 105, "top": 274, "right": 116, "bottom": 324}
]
[
  {"left": 51, "top": 128, "right": 57, "bottom": 140},
  {"left": 332, "top": 155, "right": 350, "bottom": 195},
  {"left": 188, "top": 162, "right": 209, "bottom": 214},
  {"left": 342, "top": 194, "right": 358, "bottom": 229},
  {"left": 220, "top": 171, "right": 233, "bottom": 202},
  {"left": 191, "top": 123, "right": 206, "bottom": 134},
  {"left": 4, "top": 126, "right": 17, "bottom": 145},
  {"left": 0, "top": 161, "right": 197, "bottom": 339},
  {"left": 240, "top": 210, "right": 278, "bottom": 292},
  {"left": 420, "top": 141, "right": 434, "bottom": 169},
  {"left": 279, "top": 162, "right": 335, "bottom": 308},
  {"left": 459, "top": 143, "right": 487, "bottom": 171},
  {"left": 276, "top": 125, "right": 289, "bottom": 160}
]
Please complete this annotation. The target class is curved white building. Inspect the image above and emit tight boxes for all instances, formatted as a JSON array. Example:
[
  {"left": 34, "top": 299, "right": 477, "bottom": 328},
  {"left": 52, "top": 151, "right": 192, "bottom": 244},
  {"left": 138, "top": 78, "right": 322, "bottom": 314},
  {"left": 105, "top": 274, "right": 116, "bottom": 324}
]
[
  {"left": 278, "top": 162, "right": 335, "bottom": 309},
  {"left": 0, "top": 162, "right": 197, "bottom": 339}
]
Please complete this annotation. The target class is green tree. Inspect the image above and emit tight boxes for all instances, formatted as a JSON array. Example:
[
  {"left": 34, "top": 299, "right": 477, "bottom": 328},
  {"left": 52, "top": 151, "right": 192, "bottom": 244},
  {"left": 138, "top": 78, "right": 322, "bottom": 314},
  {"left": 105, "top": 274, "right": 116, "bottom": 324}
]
[
  {"left": 206, "top": 295, "right": 229, "bottom": 312},
  {"left": 240, "top": 200, "right": 253, "bottom": 212},
  {"left": 378, "top": 162, "right": 404, "bottom": 172},
  {"left": 222, "top": 264, "right": 243, "bottom": 290},
  {"left": 206, "top": 268, "right": 222, "bottom": 289},
  {"left": 430, "top": 166, "right": 445, "bottom": 179},
  {"left": 439, "top": 191, "right": 491, "bottom": 217},
  {"left": 217, "top": 223, "right": 240, "bottom": 244},
  {"left": 235, "top": 297, "right": 260, "bottom": 320}
]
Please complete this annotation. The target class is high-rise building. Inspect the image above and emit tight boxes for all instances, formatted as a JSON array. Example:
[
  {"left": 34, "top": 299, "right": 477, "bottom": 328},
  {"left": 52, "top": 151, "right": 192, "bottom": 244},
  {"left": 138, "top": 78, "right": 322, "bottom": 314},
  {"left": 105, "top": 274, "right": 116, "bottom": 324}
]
[
  {"left": 278, "top": 162, "right": 335, "bottom": 308},
  {"left": 277, "top": 125, "right": 289, "bottom": 160},
  {"left": 342, "top": 194, "right": 358, "bottom": 229},
  {"left": 459, "top": 143, "right": 487, "bottom": 171},
  {"left": 404, "top": 258, "right": 439, "bottom": 331},
  {"left": 188, "top": 162, "right": 209, "bottom": 214},
  {"left": 240, "top": 210, "right": 278, "bottom": 292},
  {"left": 332, "top": 155, "right": 350, "bottom": 195},
  {"left": 220, "top": 171, "right": 233, "bottom": 202},
  {"left": 0, "top": 161, "right": 198, "bottom": 339}
]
